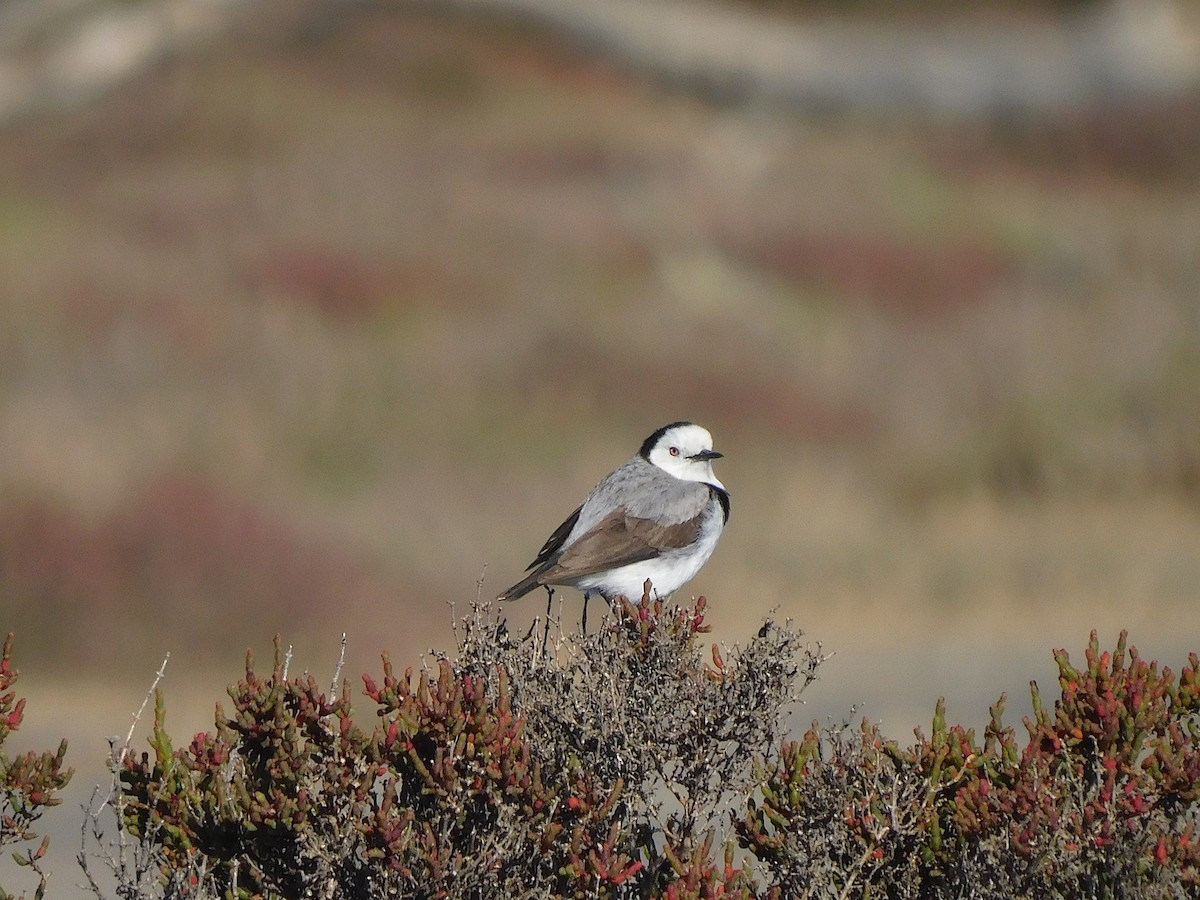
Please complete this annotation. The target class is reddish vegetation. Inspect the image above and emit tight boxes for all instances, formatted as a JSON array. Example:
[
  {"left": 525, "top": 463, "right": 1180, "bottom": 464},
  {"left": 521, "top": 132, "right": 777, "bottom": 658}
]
[
  {"left": 113, "top": 474, "right": 376, "bottom": 612},
  {"left": 639, "top": 367, "right": 875, "bottom": 445},
  {"left": 746, "top": 629, "right": 1200, "bottom": 894},
  {"left": 239, "top": 246, "right": 484, "bottom": 321},
  {"left": 103, "top": 603, "right": 1200, "bottom": 896},
  {"left": 515, "top": 341, "right": 875, "bottom": 445},
  {"left": 239, "top": 247, "right": 393, "bottom": 321},
  {"left": 113, "top": 593, "right": 800, "bottom": 897},
  {"left": 0, "top": 633, "right": 71, "bottom": 897},
  {"left": 0, "top": 475, "right": 394, "bottom": 668},
  {"left": 724, "top": 231, "right": 1011, "bottom": 318}
]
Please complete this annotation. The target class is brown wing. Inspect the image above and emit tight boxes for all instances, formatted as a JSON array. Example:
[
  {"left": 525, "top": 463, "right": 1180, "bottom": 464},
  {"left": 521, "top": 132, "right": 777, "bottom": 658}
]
[{"left": 538, "top": 508, "right": 702, "bottom": 584}]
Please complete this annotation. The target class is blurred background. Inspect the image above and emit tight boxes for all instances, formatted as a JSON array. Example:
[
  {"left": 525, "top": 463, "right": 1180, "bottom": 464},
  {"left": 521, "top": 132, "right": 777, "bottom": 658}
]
[{"left": 2, "top": 0, "right": 1199, "bottom": 890}]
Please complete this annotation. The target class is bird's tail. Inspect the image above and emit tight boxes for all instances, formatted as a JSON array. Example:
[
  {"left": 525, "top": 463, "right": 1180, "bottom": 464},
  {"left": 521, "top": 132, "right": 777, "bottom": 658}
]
[{"left": 496, "top": 571, "right": 544, "bottom": 602}]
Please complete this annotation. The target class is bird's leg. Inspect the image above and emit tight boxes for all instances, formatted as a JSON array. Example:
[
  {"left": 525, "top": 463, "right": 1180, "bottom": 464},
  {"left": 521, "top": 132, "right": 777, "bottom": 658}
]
[
  {"left": 582, "top": 592, "right": 590, "bottom": 636},
  {"left": 541, "top": 585, "right": 555, "bottom": 658}
]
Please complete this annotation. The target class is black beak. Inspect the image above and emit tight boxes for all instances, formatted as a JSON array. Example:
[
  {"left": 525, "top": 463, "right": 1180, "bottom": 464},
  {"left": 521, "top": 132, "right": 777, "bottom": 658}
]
[{"left": 689, "top": 449, "right": 723, "bottom": 461}]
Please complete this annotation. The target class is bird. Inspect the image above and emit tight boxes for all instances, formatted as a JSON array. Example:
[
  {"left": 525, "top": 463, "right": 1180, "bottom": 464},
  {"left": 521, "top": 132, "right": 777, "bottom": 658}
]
[{"left": 497, "top": 421, "right": 729, "bottom": 614}]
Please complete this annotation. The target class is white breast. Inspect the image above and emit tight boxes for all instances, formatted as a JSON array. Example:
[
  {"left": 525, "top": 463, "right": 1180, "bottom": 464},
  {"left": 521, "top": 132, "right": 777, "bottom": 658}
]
[{"left": 568, "top": 495, "right": 725, "bottom": 601}]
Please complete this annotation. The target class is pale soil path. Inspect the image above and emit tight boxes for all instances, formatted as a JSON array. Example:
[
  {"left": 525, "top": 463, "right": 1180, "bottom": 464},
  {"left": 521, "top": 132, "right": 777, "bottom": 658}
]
[{"left": 2, "top": 0, "right": 1198, "bottom": 125}]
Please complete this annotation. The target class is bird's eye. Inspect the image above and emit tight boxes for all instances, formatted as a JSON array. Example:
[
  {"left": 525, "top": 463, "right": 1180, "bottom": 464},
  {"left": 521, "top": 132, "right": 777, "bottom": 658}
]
[{"left": 669, "top": 446, "right": 680, "bottom": 457}]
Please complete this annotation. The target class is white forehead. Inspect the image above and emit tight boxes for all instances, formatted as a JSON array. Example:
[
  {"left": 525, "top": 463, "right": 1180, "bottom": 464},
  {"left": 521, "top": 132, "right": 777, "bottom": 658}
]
[{"left": 655, "top": 423, "right": 713, "bottom": 450}]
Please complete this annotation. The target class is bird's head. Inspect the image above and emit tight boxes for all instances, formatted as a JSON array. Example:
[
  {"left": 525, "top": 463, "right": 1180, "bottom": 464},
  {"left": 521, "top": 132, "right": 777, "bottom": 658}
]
[{"left": 640, "top": 421, "right": 725, "bottom": 489}]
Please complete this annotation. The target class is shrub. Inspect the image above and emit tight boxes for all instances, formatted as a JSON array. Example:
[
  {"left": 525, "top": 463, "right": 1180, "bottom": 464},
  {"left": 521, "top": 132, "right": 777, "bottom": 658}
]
[
  {"left": 738, "top": 630, "right": 1200, "bottom": 898},
  {"left": 68, "top": 600, "right": 1200, "bottom": 898},
  {"left": 96, "top": 589, "right": 819, "bottom": 898},
  {"left": 0, "top": 633, "right": 72, "bottom": 900}
]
